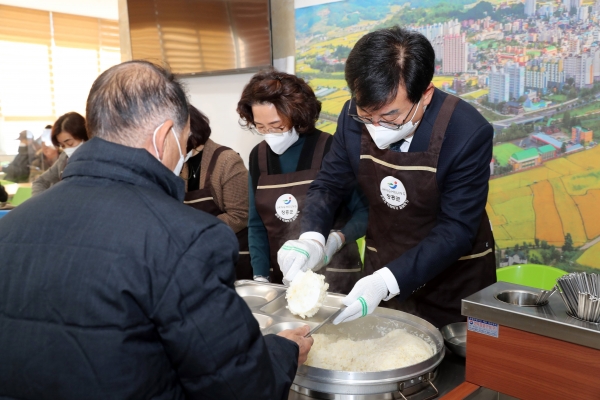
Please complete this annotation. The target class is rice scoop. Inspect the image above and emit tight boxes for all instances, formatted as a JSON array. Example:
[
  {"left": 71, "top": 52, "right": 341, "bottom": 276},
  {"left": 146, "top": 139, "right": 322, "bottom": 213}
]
[{"left": 286, "top": 270, "right": 329, "bottom": 319}]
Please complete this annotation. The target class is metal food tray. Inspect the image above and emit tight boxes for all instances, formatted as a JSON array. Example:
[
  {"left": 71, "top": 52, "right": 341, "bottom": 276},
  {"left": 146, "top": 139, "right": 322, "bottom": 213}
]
[{"left": 235, "top": 279, "right": 345, "bottom": 336}]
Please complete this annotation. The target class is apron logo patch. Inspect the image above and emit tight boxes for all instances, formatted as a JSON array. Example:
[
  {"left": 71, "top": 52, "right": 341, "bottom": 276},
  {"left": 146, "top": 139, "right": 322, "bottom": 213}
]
[
  {"left": 275, "top": 193, "right": 299, "bottom": 222},
  {"left": 380, "top": 176, "right": 409, "bottom": 210}
]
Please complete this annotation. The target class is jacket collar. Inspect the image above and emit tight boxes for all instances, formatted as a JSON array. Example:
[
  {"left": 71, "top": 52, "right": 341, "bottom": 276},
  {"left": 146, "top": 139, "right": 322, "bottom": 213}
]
[{"left": 62, "top": 137, "right": 185, "bottom": 201}]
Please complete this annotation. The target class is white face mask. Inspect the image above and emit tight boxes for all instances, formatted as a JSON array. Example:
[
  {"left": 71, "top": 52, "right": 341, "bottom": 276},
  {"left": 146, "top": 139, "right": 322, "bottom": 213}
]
[
  {"left": 63, "top": 142, "right": 83, "bottom": 158},
  {"left": 365, "top": 100, "right": 424, "bottom": 150},
  {"left": 264, "top": 127, "right": 299, "bottom": 155},
  {"left": 153, "top": 123, "right": 186, "bottom": 176},
  {"left": 184, "top": 150, "right": 193, "bottom": 163}
]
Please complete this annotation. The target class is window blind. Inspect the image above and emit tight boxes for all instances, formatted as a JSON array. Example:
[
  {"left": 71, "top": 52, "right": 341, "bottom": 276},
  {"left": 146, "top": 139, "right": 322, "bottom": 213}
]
[{"left": 0, "top": 5, "right": 120, "bottom": 155}]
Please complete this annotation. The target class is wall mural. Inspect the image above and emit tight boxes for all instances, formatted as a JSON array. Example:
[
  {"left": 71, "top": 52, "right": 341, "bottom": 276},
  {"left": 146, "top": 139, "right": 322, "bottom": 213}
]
[{"left": 295, "top": 0, "right": 600, "bottom": 272}]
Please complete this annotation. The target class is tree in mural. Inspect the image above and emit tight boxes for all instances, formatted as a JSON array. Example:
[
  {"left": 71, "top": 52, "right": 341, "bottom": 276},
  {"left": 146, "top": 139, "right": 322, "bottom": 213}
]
[{"left": 562, "top": 233, "right": 574, "bottom": 252}]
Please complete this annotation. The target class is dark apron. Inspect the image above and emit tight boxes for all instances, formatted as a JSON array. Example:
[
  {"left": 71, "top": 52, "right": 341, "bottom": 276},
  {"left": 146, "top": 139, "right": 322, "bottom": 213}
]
[
  {"left": 183, "top": 146, "right": 252, "bottom": 280},
  {"left": 357, "top": 95, "right": 496, "bottom": 327},
  {"left": 255, "top": 132, "right": 363, "bottom": 293}
]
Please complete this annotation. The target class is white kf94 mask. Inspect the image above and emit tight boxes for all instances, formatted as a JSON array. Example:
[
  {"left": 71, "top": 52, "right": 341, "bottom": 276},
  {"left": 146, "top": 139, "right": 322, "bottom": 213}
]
[{"left": 365, "top": 100, "right": 424, "bottom": 150}]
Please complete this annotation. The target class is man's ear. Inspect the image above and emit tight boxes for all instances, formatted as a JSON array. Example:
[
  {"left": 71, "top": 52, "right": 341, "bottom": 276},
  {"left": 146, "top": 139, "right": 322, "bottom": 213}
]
[
  {"left": 153, "top": 120, "right": 174, "bottom": 160},
  {"left": 423, "top": 83, "right": 435, "bottom": 107}
]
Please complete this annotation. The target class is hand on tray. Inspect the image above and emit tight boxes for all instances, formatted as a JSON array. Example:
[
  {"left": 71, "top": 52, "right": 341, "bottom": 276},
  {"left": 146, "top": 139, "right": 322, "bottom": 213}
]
[{"left": 277, "top": 325, "right": 314, "bottom": 365}]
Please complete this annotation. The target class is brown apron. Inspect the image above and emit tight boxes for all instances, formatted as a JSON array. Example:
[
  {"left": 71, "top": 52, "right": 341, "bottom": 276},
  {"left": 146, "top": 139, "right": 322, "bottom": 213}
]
[
  {"left": 255, "top": 132, "right": 363, "bottom": 292},
  {"left": 357, "top": 95, "right": 496, "bottom": 328},
  {"left": 183, "top": 146, "right": 252, "bottom": 280}
]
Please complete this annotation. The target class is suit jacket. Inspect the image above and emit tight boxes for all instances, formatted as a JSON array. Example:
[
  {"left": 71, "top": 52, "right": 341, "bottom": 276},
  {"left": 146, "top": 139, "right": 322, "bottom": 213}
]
[
  {"left": 0, "top": 137, "right": 297, "bottom": 400},
  {"left": 302, "top": 88, "right": 493, "bottom": 298}
]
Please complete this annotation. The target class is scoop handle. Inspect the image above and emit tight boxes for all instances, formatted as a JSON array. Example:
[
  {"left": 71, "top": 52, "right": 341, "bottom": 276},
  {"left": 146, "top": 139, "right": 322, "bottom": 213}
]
[{"left": 304, "top": 308, "right": 345, "bottom": 338}]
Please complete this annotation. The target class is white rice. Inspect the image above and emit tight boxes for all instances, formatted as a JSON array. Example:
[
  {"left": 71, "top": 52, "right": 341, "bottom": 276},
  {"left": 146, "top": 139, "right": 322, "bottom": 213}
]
[
  {"left": 286, "top": 270, "right": 329, "bottom": 319},
  {"left": 305, "top": 330, "right": 434, "bottom": 372}
]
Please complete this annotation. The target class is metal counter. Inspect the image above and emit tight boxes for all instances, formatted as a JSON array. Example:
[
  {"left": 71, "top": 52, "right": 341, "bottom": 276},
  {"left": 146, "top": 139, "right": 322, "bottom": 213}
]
[{"left": 461, "top": 281, "right": 600, "bottom": 350}]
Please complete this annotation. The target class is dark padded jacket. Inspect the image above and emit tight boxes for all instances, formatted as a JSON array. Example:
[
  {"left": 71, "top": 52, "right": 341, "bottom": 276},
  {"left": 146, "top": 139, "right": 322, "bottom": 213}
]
[{"left": 0, "top": 137, "right": 298, "bottom": 400}]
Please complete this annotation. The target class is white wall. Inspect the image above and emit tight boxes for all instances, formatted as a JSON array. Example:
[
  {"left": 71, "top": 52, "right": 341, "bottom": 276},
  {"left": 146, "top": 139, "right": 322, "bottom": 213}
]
[{"left": 181, "top": 73, "right": 263, "bottom": 167}]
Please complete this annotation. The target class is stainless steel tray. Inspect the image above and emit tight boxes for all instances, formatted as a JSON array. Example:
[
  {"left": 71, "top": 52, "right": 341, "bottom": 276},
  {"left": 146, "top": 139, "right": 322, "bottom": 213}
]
[
  {"left": 235, "top": 280, "right": 344, "bottom": 335},
  {"left": 235, "top": 280, "right": 444, "bottom": 396}
]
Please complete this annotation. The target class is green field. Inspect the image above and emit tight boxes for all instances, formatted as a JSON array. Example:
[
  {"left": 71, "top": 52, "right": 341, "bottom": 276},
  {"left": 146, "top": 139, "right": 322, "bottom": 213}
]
[
  {"left": 475, "top": 106, "right": 505, "bottom": 122},
  {"left": 475, "top": 39, "right": 499, "bottom": 49},
  {"left": 489, "top": 166, "right": 561, "bottom": 194},
  {"left": 491, "top": 195, "right": 536, "bottom": 245},
  {"left": 563, "top": 170, "right": 600, "bottom": 196},
  {"left": 556, "top": 101, "right": 600, "bottom": 118},
  {"left": 321, "top": 90, "right": 351, "bottom": 116},
  {"left": 432, "top": 76, "right": 454, "bottom": 89},
  {"left": 296, "top": 61, "right": 320, "bottom": 74},
  {"left": 577, "top": 241, "right": 600, "bottom": 270},
  {"left": 316, "top": 120, "right": 337, "bottom": 134},
  {"left": 488, "top": 147, "right": 600, "bottom": 269},
  {"left": 462, "top": 89, "right": 489, "bottom": 100},
  {"left": 493, "top": 143, "right": 523, "bottom": 166},
  {"left": 546, "top": 94, "right": 567, "bottom": 102}
]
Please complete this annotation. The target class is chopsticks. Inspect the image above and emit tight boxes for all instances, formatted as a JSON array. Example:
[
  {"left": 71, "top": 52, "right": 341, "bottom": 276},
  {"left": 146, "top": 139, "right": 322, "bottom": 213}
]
[{"left": 556, "top": 273, "right": 600, "bottom": 323}]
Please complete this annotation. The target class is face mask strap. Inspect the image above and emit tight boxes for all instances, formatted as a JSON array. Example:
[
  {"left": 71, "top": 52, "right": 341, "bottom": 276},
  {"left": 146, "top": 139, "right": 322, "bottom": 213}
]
[
  {"left": 152, "top": 122, "right": 165, "bottom": 161},
  {"left": 407, "top": 98, "right": 422, "bottom": 125}
]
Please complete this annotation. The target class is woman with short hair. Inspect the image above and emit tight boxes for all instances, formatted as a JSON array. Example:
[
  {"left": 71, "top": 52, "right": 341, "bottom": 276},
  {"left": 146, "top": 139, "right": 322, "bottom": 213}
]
[
  {"left": 32, "top": 112, "right": 88, "bottom": 196},
  {"left": 237, "top": 70, "right": 368, "bottom": 292}
]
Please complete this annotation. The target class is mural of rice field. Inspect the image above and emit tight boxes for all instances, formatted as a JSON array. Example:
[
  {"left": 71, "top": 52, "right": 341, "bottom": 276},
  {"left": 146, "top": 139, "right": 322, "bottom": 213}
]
[{"left": 296, "top": 0, "right": 600, "bottom": 272}]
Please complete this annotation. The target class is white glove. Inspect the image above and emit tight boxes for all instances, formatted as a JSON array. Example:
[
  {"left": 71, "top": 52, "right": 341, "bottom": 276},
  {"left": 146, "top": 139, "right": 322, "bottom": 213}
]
[
  {"left": 333, "top": 273, "right": 388, "bottom": 325},
  {"left": 278, "top": 239, "right": 325, "bottom": 283},
  {"left": 253, "top": 275, "right": 269, "bottom": 283},
  {"left": 324, "top": 231, "right": 344, "bottom": 266}
]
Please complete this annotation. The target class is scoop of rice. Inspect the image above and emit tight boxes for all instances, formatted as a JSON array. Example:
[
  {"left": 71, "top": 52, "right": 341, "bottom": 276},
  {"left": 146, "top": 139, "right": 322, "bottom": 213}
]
[
  {"left": 286, "top": 270, "right": 329, "bottom": 319},
  {"left": 305, "top": 330, "right": 434, "bottom": 371}
]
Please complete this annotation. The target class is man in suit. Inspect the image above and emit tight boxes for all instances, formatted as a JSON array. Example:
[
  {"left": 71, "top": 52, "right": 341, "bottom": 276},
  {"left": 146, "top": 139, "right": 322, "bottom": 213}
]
[{"left": 278, "top": 26, "right": 496, "bottom": 328}]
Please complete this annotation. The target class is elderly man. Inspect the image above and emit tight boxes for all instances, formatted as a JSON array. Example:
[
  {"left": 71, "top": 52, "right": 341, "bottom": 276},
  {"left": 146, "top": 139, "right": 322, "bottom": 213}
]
[{"left": 0, "top": 61, "right": 311, "bottom": 399}]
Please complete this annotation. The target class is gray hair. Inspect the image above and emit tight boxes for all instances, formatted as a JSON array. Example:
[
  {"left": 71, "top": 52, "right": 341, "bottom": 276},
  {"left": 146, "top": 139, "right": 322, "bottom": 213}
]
[{"left": 85, "top": 60, "right": 189, "bottom": 147}]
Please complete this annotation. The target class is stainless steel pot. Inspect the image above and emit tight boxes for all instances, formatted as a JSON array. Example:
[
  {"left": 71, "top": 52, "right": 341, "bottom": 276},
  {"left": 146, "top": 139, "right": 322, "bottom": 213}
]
[
  {"left": 293, "top": 308, "right": 445, "bottom": 397},
  {"left": 234, "top": 281, "right": 444, "bottom": 398}
]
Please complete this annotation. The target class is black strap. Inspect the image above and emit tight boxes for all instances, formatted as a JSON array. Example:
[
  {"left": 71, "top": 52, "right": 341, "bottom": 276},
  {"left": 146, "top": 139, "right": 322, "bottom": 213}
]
[
  {"left": 309, "top": 131, "right": 330, "bottom": 170},
  {"left": 258, "top": 142, "right": 268, "bottom": 174},
  {"left": 296, "top": 129, "right": 326, "bottom": 171}
]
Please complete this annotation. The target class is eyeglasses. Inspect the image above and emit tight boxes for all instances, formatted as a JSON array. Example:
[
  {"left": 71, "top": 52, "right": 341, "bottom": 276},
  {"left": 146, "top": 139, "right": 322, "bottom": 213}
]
[
  {"left": 348, "top": 99, "right": 416, "bottom": 130},
  {"left": 248, "top": 124, "right": 288, "bottom": 136}
]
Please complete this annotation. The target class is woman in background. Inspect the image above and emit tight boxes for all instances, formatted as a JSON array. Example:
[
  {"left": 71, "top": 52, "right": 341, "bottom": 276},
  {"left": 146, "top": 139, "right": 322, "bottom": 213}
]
[
  {"left": 237, "top": 70, "right": 368, "bottom": 292},
  {"left": 181, "top": 105, "right": 252, "bottom": 279},
  {"left": 32, "top": 112, "right": 88, "bottom": 196}
]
